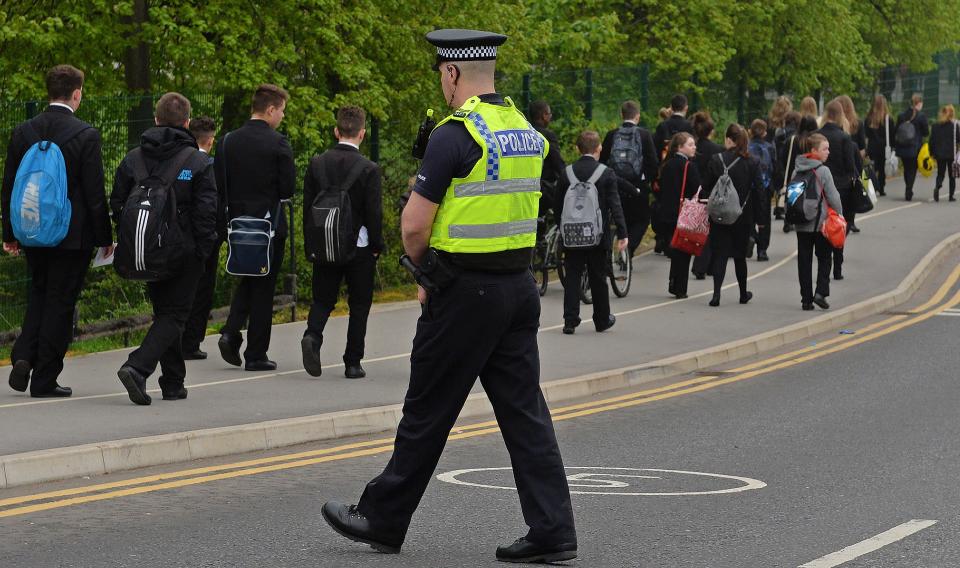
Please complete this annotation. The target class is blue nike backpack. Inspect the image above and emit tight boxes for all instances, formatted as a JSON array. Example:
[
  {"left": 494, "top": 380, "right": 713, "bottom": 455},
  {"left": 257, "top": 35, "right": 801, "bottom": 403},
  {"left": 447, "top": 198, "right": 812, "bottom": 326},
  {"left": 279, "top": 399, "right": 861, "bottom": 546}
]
[{"left": 10, "top": 120, "right": 89, "bottom": 247}]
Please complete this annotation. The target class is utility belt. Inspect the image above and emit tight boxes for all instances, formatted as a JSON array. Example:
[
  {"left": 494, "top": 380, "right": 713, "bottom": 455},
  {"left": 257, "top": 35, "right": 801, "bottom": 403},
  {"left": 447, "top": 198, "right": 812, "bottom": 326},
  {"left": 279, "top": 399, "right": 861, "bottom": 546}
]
[{"left": 399, "top": 248, "right": 459, "bottom": 294}]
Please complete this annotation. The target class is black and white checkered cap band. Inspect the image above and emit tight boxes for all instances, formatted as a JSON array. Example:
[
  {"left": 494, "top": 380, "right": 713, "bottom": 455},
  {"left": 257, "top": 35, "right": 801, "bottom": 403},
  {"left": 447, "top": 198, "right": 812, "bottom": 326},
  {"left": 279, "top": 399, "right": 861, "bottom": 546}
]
[{"left": 436, "top": 45, "right": 498, "bottom": 60}]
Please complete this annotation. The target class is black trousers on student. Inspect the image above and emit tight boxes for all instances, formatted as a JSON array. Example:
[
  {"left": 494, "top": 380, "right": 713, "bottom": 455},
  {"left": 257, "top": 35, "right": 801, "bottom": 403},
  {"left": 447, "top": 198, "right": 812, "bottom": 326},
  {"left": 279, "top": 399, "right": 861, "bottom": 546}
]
[
  {"left": 935, "top": 159, "right": 956, "bottom": 198},
  {"left": 756, "top": 189, "right": 773, "bottom": 253},
  {"left": 126, "top": 257, "right": 203, "bottom": 392},
  {"left": 562, "top": 246, "right": 609, "bottom": 328},
  {"left": 221, "top": 238, "right": 286, "bottom": 361},
  {"left": 305, "top": 248, "right": 376, "bottom": 365},
  {"left": 797, "top": 231, "right": 832, "bottom": 303},
  {"left": 622, "top": 191, "right": 650, "bottom": 257},
  {"left": 903, "top": 154, "right": 919, "bottom": 198},
  {"left": 13, "top": 248, "right": 92, "bottom": 395},
  {"left": 357, "top": 270, "right": 576, "bottom": 546},
  {"left": 182, "top": 240, "right": 222, "bottom": 352}
]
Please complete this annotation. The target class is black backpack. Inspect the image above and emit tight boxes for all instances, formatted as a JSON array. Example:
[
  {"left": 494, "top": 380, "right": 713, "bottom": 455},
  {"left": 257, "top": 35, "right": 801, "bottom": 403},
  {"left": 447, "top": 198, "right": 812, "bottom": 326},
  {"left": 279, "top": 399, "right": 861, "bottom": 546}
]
[
  {"left": 784, "top": 166, "right": 823, "bottom": 225},
  {"left": 895, "top": 111, "right": 918, "bottom": 147},
  {"left": 609, "top": 125, "right": 643, "bottom": 182},
  {"left": 304, "top": 155, "right": 365, "bottom": 265},
  {"left": 114, "top": 147, "right": 195, "bottom": 281}
]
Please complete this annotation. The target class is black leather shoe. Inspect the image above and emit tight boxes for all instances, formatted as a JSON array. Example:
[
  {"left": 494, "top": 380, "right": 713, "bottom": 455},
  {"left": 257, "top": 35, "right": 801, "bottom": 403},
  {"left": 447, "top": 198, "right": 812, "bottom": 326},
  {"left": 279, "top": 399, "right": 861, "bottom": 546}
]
[
  {"left": 495, "top": 537, "right": 578, "bottom": 564},
  {"left": 8, "top": 359, "right": 31, "bottom": 392},
  {"left": 118, "top": 366, "right": 151, "bottom": 405},
  {"left": 321, "top": 501, "right": 402, "bottom": 554},
  {"left": 802, "top": 302, "right": 814, "bottom": 311},
  {"left": 673, "top": 292, "right": 688, "bottom": 299},
  {"left": 218, "top": 333, "right": 243, "bottom": 367},
  {"left": 344, "top": 364, "right": 366, "bottom": 379},
  {"left": 692, "top": 271, "right": 706, "bottom": 280},
  {"left": 162, "top": 386, "right": 188, "bottom": 401},
  {"left": 850, "top": 224, "right": 861, "bottom": 233},
  {"left": 833, "top": 272, "right": 844, "bottom": 281},
  {"left": 709, "top": 294, "right": 720, "bottom": 307},
  {"left": 301, "top": 335, "right": 322, "bottom": 377},
  {"left": 783, "top": 223, "right": 793, "bottom": 233},
  {"left": 739, "top": 291, "right": 753, "bottom": 305},
  {"left": 562, "top": 325, "right": 576, "bottom": 335},
  {"left": 813, "top": 294, "right": 830, "bottom": 310},
  {"left": 245, "top": 359, "right": 277, "bottom": 372},
  {"left": 595, "top": 314, "right": 616, "bottom": 332},
  {"left": 183, "top": 349, "right": 207, "bottom": 361},
  {"left": 31, "top": 385, "right": 72, "bottom": 398},
  {"left": 757, "top": 251, "right": 769, "bottom": 262}
]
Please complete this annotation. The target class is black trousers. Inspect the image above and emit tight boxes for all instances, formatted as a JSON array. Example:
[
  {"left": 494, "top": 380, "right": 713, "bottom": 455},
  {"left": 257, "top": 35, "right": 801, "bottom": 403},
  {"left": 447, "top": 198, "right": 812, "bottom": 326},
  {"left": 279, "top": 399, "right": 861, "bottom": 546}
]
[
  {"left": 126, "top": 257, "right": 203, "bottom": 391},
  {"left": 13, "top": 248, "right": 92, "bottom": 394},
  {"left": 756, "top": 190, "right": 773, "bottom": 253},
  {"left": 222, "top": 238, "right": 286, "bottom": 361},
  {"left": 712, "top": 254, "right": 748, "bottom": 298},
  {"left": 903, "top": 155, "right": 919, "bottom": 197},
  {"left": 832, "top": 185, "right": 855, "bottom": 275},
  {"left": 692, "top": 240, "right": 712, "bottom": 276},
  {"left": 668, "top": 247, "right": 692, "bottom": 296},
  {"left": 622, "top": 192, "right": 650, "bottom": 256},
  {"left": 935, "top": 159, "right": 956, "bottom": 197},
  {"left": 797, "top": 231, "right": 832, "bottom": 302},
  {"left": 562, "top": 246, "right": 609, "bottom": 327},
  {"left": 874, "top": 162, "right": 887, "bottom": 195},
  {"left": 182, "top": 239, "right": 222, "bottom": 351},
  {"left": 357, "top": 270, "right": 576, "bottom": 545},
  {"left": 305, "top": 248, "right": 375, "bottom": 365}
]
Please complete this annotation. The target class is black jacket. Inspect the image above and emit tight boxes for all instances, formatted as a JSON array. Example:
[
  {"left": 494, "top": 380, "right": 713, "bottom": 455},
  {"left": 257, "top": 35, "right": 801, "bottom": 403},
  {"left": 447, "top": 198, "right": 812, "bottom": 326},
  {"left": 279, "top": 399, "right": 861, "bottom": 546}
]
[
  {"left": 2, "top": 105, "right": 111, "bottom": 249},
  {"left": 111, "top": 126, "right": 218, "bottom": 261},
  {"left": 654, "top": 114, "right": 694, "bottom": 154},
  {"left": 864, "top": 115, "right": 893, "bottom": 164},
  {"left": 534, "top": 124, "right": 565, "bottom": 195},
  {"left": 817, "top": 123, "right": 858, "bottom": 191},
  {"left": 694, "top": 137, "right": 725, "bottom": 178},
  {"left": 774, "top": 128, "right": 799, "bottom": 190},
  {"left": 929, "top": 121, "right": 960, "bottom": 161},
  {"left": 895, "top": 108, "right": 930, "bottom": 157},
  {"left": 556, "top": 156, "right": 628, "bottom": 244},
  {"left": 304, "top": 143, "right": 384, "bottom": 254},
  {"left": 600, "top": 122, "right": 660, "bottom": 188},
  {"left": 214, "top": 119, "right": 296, "bottom": 238},
  {"left": 655, "top": 153, "right": 702, "bottom": 227}
]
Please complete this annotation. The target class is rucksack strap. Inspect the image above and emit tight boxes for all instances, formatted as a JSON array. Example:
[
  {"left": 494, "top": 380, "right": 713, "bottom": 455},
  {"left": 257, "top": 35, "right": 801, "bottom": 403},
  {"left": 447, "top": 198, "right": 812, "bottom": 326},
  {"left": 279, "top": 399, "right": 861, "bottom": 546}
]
[
  {"left": 586, "top": 163, "right": 606, "bottom": 185},
  {"left": 721, "top": 155, "right": 741, "bottom": 172},
  {"left": 677, "top": 160, "right": 690, "bottom": 209},
  {"left": 782, "top": 136, "right": 796, "bottom": 191},
  {"left": 221, "top": 131, "right": 232, "bottom": 217},
  {"left": 564, "top": 165, "right": 578, "bottom": 186},
  {"left": 130, "top": 146, "right": 195, "bottom": 189},
  {"left": 313, "top": 154, "right": 367, "bottom": 196}
]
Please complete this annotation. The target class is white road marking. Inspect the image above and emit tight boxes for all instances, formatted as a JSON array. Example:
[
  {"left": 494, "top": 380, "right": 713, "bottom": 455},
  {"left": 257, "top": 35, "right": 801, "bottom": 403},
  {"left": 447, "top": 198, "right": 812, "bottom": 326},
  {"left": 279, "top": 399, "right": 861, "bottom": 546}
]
[
  {"left": 0, "top": 201, "right": 926, "bottom": 410},
  {"left": 798, "top": 519, "right": 938, "bottom": 568},
  {"left": 436, "top": 466, "right": 766, "bottom": 496}
]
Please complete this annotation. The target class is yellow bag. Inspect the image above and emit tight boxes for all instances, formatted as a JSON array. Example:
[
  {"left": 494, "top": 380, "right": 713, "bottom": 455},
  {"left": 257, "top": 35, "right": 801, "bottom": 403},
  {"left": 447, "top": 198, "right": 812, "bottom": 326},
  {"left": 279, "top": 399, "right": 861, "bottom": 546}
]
[{"left": 918, "top": 143, "right": 934, "bottom": 177}]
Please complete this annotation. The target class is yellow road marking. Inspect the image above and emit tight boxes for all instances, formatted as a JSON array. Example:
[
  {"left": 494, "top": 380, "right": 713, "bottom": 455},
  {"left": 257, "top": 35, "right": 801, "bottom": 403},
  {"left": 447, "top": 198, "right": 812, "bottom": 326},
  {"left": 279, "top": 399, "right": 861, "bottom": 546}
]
[{"left": 1, "top": 264, "right": 957, "bottom": 519}]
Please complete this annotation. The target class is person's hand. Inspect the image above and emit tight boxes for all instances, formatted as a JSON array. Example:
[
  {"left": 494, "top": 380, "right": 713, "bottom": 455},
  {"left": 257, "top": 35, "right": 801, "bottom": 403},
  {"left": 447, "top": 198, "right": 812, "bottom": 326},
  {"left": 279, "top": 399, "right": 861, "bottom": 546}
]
[
  {"left": 2, "top": 241, "right": 20, "bottom": 256},
  {"left": 417, "top": 285, "right": 428, "bottom": 304},
  {"left": 617, "top": 238, "right": 628, "bottom": 252},
  {"left": 100, "top": 244, "right": 115, "bottom": 258}
]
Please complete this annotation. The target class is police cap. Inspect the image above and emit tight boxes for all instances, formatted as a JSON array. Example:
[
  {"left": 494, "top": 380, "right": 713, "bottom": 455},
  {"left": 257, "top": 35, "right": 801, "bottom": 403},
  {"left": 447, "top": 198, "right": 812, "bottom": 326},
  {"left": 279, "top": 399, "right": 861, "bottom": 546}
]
[{"left": 426, "top": 29, "right": 507, "bottom": 70}]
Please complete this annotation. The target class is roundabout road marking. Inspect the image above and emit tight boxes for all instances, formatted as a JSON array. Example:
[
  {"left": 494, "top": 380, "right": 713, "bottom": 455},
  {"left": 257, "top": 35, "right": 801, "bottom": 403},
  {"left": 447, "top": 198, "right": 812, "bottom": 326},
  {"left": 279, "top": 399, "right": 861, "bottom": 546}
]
[{"left": 436, "top": 466, "right": 767, "bottom": 496}]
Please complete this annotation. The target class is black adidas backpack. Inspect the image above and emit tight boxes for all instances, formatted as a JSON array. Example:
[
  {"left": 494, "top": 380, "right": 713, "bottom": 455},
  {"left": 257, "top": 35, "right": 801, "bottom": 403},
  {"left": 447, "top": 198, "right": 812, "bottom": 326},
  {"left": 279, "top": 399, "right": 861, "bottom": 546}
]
[
  {"left": 304, "top": 156, "right": 366, "bottom": 265},
  {"left": 114, "top": 147, "right": 194, "bottom": 281}
]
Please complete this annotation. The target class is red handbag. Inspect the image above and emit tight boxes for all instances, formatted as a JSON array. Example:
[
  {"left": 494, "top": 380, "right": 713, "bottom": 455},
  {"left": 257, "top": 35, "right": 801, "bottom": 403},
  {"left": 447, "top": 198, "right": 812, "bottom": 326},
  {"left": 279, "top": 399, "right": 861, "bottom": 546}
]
[
  {"left": 821, "top": 205, "right": 847, "bottom": 249},
  {"left": 670, "top": 161, "right": 709, "bottom": 256}
]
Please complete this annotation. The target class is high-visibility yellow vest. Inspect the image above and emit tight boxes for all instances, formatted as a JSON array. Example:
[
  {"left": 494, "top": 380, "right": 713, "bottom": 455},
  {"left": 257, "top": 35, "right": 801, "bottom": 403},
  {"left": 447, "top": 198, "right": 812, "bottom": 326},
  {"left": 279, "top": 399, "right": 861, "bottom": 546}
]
[{"left": 429, "top": 96, "right": 546, "bottom": 253}]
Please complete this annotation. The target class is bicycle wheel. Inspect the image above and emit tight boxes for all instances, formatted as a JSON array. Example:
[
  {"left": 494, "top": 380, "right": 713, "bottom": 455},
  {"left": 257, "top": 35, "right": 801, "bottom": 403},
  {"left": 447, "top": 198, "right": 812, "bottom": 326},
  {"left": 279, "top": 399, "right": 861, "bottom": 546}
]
[
  {"left": 579, "top": 271, "right": 593, "bottom": 304},
  {"left": 610, "top": 245, "right": 632, "bottom": 297},
  {"left": 531, "top": 242, "right": 549, "bottom": 296}
]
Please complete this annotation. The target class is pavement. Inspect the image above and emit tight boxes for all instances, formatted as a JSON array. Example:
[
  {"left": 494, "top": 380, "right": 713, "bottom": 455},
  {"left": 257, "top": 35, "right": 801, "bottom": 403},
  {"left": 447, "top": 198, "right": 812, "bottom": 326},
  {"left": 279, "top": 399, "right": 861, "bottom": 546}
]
[
  {"left": 1, "top": 174, "right": 959, "bottom": 488},
  {"left": 2, "top": 250, "right": 959, "bottom": 567}
]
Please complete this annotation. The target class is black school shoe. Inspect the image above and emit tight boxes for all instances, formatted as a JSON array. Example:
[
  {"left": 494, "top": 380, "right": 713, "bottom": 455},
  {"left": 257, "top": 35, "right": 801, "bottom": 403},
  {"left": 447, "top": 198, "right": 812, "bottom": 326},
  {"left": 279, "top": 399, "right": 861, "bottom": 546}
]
[
  {"left": 321, "top": 501, "right": 403, "bottom": 554},
  {"left": 595, "top": 314, "right": 616, "bottom": 332},
  {"left": 344, "top": 364, "right": 366, "bottom": 379},
  {"left": 244, "top": 359, "right": 277, "bottom": 372},
  {"left": 162, "top": 386, "right": 188, "bottom": 401},
  {"left": 813, "top": 294, "right": 830, "bottom": 310},
  {"left": 182, "top": 349, "right": 207, "bottom": 361},
  {"left": 301, "top": 336, "right": 323, "bottom": 377},
  {"left": 218, "top": 333, "right": 243, "bottom": 367},
  {"left": 495, "top": 537, "right": 578, "bottom": 564},
  {"left": 118, "top": 366, "right": 151, "bottom": 406},
  {"left": 8, "top": 360, "right": 31, "bottom": 392}
]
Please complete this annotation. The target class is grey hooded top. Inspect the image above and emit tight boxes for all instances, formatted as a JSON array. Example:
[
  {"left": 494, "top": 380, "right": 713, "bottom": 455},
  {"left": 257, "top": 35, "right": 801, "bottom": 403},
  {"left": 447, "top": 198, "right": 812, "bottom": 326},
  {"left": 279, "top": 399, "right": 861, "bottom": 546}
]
[{"left": 792, "top": 155, "right": 843, "bottom": 233}]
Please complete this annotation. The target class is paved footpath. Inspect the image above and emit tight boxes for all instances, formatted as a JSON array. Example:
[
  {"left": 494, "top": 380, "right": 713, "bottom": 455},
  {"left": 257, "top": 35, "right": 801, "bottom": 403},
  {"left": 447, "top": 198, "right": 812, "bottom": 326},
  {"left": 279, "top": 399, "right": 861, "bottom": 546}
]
[{"left": 0, "top": 175, "right": 957, "bottom": 460}]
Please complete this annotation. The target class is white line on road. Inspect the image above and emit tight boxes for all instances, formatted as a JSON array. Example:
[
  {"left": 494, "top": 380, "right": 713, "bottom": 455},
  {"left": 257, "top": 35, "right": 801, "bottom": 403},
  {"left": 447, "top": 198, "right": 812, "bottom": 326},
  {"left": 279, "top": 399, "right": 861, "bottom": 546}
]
[{"left": 798, "top": 519, "right": 938, "bottom": 568}]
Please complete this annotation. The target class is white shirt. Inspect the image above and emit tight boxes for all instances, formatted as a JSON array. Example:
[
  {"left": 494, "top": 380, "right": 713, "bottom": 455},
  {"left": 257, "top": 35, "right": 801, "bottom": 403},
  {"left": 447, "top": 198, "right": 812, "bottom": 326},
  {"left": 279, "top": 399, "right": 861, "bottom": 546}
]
[
  {"left": 339, "top": 140, "right": 360, "bottom": 150},
  {"left": 49, "top": 102, "right": 74, "bottom": 113}
]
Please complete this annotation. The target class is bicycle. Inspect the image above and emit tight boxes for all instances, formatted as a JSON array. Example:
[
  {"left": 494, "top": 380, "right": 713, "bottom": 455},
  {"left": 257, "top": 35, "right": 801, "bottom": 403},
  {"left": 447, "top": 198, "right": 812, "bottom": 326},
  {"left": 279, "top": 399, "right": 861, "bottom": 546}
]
[
  {"left": 579, "top": 229, "right": 632, "bottom": 304},
  {"left": 531, "top": 217, "right": 566, "bottom": 296}
]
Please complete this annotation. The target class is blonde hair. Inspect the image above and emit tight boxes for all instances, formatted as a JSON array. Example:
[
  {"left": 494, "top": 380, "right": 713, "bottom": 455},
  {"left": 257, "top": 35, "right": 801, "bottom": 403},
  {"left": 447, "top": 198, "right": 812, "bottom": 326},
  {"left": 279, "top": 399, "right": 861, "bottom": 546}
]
[
  {"left": 836, "top": 95, "right": 859, "bottom": 134},
  {"left": 823, "top": 100, "right": 849, "bottom": 133},
  {"left": 938, "top": 104, "right": 955, "bottom": 123},
  {"left": 800, "top": 96, "right": 819, "bottom": 119},
  {"left": 866, "top": 94, "right": 890, "bottom": 129},
  {"left": 768, "top": 96, "right": 792, "bottom": 129}
]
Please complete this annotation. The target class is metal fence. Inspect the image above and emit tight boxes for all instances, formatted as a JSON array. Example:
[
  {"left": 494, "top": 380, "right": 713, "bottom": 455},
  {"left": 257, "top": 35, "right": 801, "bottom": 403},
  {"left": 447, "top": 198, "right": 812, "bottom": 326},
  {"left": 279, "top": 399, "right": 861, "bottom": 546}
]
[{"left": 1, "top": 58, "right": 958, "bottom": 335}]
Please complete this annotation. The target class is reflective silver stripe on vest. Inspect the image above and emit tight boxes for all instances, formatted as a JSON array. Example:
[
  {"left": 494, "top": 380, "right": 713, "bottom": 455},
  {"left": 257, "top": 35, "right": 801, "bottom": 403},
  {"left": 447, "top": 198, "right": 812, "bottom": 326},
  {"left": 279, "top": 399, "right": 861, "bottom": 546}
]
[
  {"left": 453, "top": 177, "right": 541, "bottom": 198},
  {"left": 448, "top": 219, "right": 538, "bottom": 239}
]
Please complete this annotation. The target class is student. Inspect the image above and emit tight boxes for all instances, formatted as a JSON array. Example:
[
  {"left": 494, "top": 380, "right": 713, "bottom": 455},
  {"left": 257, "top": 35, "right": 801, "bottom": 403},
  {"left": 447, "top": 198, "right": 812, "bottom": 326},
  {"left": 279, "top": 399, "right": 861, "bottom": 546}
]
[
  {"left": 817, "top": 100, "right": 858, "bottom": 280},
  {"left": 774, "top": 111, "right": 802, "bottom": 224},
  {"left": 600, "top": 100, "right": 659, "bottom": 257},
  {"left": 767, "top": 96, "right": 793, "bottom": 144},
  {"left": 748, "top": 119, "right": 777, "bottom": 261},
  {"left": 800, "top": 96, "right": 819, "bottom": 122},
  {"left": 215, "top": 84, "right": 296, "bottom": 371},
  {"left": 556, "top": 130, "right": 628, "bottom": 335},
  {"left": 301, "top": 106, "right": 384, "bottom": 379},
  {"left": 864, "top": 94, "right": 893, "bottom": 197},
  {"left": 836, "top": 95, "right": 865, "bottom": 232},
  {"left": 656, "top": 132, "right": 701, "bottom": 298},
  {"left": 928, "top": 104, "right": 960, "bottom": 202},
  {"left": 2, "top": 64, "right": 112, "bottom": 398},
  {"left": 529, "top": 100, "right": 565, "bottom": 221},
  {"left": 689, "top": 111, "right": 723, "bottom": 279},
  {"left": 182, "top": 116, "right": 220, "bottom": 360},
  {"left": 111, "top": 93, "right": 218, "bottom": 405},
  {"left": 701, "top": 124, "right": 765, "bottom": 307},
  {"left": 654, "top": 94, "right": 694, "bottom": 155},
  {"left": 792, "top": 133, "right": 843, "bottom": 311},
  {"left": 895, "top": 93, "right": 930, "bottom": 201}
]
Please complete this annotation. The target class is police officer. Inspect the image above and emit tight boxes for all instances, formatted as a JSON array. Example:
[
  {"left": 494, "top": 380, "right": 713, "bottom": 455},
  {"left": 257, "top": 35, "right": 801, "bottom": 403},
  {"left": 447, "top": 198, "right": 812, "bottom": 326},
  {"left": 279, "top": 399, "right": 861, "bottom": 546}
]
[{"left": 322, "top": 29, "right": 578, "bottom": 563}]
